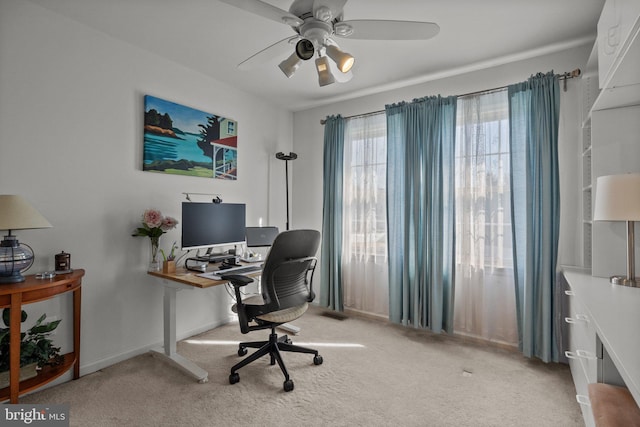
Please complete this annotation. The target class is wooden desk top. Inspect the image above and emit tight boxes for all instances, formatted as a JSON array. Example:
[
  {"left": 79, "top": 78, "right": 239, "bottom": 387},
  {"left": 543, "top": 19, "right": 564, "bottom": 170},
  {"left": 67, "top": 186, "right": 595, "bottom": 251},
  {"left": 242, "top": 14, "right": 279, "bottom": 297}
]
[{"left": 148, "top": 266, "right": 259, "bottom": 289}]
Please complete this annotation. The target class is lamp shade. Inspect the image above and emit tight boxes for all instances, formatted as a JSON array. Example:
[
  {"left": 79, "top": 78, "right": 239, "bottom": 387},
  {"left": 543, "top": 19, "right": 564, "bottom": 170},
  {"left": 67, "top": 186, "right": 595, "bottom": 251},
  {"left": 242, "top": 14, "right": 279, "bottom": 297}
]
[
  {"left": 325, "top": 44, "right": 354, "bottom": 73},
  {"left": 593, "top": 173, "right": 640, "bottom": 221},
  {"left": 315, "top": 56, "right": 335, "bottom": 87},
  {"left": 278, "top": 52, "right": 302, "bottom": 78},
  {"left": 0, "top": 195, "right": 52, "bottom": 231}
]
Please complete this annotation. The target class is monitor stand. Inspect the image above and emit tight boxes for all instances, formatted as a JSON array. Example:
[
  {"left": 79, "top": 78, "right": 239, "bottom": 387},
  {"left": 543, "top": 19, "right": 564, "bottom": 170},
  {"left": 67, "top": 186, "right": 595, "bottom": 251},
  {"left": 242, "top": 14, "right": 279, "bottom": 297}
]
[{"left": 194, "top": 253, "right": 235, "bottom": 263}]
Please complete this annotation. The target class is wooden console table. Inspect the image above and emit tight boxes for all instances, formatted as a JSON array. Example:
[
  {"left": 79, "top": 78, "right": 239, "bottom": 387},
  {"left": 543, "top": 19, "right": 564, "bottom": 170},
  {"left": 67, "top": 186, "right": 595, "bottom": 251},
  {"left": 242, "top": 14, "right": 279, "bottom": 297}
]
[{"left": 0, "top": 269, "right": 84, "bottom": 403}]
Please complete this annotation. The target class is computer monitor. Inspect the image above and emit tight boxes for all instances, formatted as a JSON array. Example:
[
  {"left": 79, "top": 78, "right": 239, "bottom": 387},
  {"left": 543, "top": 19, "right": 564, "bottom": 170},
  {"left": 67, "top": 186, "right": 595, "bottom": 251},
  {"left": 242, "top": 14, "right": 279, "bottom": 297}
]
[
  {"left": 181, "top": 202, "right": 246, "bottom": 251},
  {"left": 245, "top": 226, "right": 279, "bottom": 247}
]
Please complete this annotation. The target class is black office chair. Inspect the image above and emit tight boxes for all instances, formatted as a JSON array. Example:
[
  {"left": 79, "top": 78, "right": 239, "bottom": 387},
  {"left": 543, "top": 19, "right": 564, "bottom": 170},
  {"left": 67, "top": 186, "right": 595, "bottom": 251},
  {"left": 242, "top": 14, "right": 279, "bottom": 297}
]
[{"left": 221, "top": 229, "right": 323, "bottom": 392}]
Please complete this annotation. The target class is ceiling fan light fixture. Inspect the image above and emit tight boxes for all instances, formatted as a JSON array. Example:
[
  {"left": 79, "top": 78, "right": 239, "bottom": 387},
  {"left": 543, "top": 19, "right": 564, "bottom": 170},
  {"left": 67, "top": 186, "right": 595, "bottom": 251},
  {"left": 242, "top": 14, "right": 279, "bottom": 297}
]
[
  {"left": 315, "top": 56, "right": 335, "bottom": 87},
  {"left": 278, "top": 52, "right": 302, "bottom": 78},
  {"left": 295, "top": 39, "right": 315, "bottom": 61},
  {"left": 325, "top": 44, "right": 355, "bottom": 73}
]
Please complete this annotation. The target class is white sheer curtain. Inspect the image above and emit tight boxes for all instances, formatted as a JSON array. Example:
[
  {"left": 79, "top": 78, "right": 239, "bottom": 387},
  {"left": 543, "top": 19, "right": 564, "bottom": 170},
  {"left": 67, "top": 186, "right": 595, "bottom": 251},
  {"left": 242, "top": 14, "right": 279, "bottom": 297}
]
[
  {"left": 342, "top": 113, "right": 388, "bottom": 317},
  {"left": 454, "top": 90, "right": 518, "bottom": 346}
]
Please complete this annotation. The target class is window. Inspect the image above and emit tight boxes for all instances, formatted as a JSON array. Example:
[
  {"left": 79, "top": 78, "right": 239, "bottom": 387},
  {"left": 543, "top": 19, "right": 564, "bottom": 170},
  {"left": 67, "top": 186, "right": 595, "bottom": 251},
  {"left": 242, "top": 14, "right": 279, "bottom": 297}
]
[
  {"left": 453, "top": 90, "right": 517, "bottom": 346},
  {"left": 341, "top": 113, "right": 388, "bottom": 317}
]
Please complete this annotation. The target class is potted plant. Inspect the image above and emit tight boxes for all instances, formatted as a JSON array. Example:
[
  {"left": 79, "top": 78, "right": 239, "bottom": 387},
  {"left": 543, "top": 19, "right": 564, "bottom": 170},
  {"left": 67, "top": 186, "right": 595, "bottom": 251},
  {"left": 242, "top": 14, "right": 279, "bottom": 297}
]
[
  {"left": 161, "top": 241, "right": 178, "bottom": 274},
  {"left": 0, "top": 308, "right": 63, "bottom": 386}
]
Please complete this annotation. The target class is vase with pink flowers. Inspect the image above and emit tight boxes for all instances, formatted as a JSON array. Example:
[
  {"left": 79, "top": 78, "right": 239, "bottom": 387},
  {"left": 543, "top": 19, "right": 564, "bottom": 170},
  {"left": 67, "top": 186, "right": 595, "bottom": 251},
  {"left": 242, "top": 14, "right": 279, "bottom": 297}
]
[{"left": 132, "top": 209, "right": 178, "bottom": 271}]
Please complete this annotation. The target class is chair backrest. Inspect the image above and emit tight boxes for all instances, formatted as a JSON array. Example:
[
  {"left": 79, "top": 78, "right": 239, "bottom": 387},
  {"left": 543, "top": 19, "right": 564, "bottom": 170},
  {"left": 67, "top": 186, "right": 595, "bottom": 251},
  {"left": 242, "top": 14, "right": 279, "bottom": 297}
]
[{"left": 260, "top": 229, "right": 321, "bottom": 312}]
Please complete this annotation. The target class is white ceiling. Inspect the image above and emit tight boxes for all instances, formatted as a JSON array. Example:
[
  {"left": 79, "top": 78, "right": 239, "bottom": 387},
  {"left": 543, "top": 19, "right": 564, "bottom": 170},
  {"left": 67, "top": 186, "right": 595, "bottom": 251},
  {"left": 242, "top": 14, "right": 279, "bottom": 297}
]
[{"left": 26, "top": 0, "right": 604, "bottom": 111}]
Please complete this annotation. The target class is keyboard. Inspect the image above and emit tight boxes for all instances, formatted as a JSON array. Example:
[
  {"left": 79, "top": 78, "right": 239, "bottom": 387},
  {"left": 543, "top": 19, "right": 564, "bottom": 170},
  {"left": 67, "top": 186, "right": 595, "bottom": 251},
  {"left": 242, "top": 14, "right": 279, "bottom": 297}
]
[
  {"left": 216, "top": 264, "right": 263, "bottom": 275},
  {"left": 196, "top": 264, "right": 262, "bottom": 281}
]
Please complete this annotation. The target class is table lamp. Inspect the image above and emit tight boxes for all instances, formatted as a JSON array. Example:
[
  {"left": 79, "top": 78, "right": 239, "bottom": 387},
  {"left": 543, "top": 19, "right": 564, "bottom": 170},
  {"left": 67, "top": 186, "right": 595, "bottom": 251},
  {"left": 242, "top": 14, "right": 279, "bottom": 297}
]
[
  {"left": 593, "top": 173, "right": 640, "bottom": 287},
  {"left": 0, "top": 195, "right": 52, "bottom": 283}
]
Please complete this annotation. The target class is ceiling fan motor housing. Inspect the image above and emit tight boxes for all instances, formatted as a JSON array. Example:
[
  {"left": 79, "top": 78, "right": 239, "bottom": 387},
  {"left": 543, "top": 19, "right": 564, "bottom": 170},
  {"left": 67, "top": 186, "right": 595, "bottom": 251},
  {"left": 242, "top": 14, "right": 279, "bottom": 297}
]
[{"left": 298, "top": 19, "right": 333, "bottom": 53}]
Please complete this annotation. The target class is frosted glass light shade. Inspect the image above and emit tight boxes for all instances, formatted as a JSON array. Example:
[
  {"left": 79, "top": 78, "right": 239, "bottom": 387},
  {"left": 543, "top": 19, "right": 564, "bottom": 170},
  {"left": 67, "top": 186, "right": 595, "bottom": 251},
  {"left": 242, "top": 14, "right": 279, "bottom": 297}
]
[
  {"left": 325, "top": 44, "right": 354, "bottom": 73},
  {"left": 593, "top": 173, "right": 640, "bottom": 221},
  {"left": 278, "top": 52, "right": 302, "bottom": 78},
  {"left": 315, "top": 56, "right": 335, "bottom": 87}
]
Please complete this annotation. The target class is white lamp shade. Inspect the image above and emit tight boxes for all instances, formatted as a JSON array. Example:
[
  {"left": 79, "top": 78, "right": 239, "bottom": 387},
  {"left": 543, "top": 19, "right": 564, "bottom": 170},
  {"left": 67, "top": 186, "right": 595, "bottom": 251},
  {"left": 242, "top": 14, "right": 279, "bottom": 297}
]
[
  {"left": 0, "top": 195, "right": 52, "bottom": 231},
  {"left": 315, "top": 56, "right": 335, "bottom": 87},
  {"left": 593, "top": 173, "right": 640, "bottom": 221},
  {"left": 278, "top": 52, "right": 301, "bottom": 78},
  {"left": 325, "top": 44, "right": 354, "bottom": 73}
]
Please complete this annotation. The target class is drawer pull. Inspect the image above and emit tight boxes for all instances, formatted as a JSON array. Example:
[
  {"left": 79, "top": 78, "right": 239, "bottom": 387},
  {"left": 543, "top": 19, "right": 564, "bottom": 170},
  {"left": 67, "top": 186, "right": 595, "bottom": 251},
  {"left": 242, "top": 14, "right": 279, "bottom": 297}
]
[
  {"left": 565, "top": 350, "right": 597, "bottom": 360},
  {"left": 565, "top": 314, "right": 589, "bottom": 324},
  {"left": 576, "top": 394, "right": 591, "bottom": 406},
  {"left": 576, "top": 349, "right": 597, "bottom": 360},
  {"left": 565, "top": 290, "right": 575, "bottom": 296}
]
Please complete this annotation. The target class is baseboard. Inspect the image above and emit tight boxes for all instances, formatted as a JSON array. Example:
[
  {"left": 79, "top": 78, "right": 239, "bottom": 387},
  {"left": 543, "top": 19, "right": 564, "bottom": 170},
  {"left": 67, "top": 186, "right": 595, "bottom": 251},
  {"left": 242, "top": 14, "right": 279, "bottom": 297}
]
[{"left": 79, "top": 315, "right": 236, "bottom": 377}]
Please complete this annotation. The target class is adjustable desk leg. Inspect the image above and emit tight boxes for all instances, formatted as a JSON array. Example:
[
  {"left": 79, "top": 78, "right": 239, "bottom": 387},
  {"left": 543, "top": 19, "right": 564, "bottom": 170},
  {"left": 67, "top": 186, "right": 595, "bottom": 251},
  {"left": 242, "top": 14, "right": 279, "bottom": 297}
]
[
  {"left": 164, "top": 287, "right": 177, "bottom": 355},
  {"left": 150, "top": 282, "right": 209, "bottom": 383}
]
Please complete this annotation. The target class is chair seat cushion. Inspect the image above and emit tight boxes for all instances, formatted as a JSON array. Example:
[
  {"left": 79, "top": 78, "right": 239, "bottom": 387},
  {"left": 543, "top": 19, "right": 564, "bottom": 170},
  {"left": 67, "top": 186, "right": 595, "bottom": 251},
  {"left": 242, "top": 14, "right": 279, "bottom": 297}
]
[
  {"left": 232, "top": 295, "right": 308, "bottom": 324},
  {"left": 257, "top": 302, "right": 308, "bottom": 324}
]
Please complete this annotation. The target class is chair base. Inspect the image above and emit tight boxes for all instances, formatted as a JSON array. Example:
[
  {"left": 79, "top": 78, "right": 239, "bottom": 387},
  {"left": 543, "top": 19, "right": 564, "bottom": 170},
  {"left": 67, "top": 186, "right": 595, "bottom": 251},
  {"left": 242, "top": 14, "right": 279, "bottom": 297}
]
[{"left": 229, "top": 326, "right": 323, "bottom": 392}]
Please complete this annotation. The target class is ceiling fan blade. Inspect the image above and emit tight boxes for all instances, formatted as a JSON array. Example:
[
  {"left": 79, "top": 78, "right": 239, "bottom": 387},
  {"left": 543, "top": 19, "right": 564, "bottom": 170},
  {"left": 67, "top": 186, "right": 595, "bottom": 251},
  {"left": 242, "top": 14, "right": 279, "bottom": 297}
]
[
  {"left": 218, "top": 0, "right": 303, "bottom": 27},
  {"left": 238, "top": 36, "right": 300, "bottom": 70},
  {"left": 312, "top": 0, "right": 347, "bottom": 21},
  {"left": 337, "top": 20, "right": 440, "bottom": 40}
]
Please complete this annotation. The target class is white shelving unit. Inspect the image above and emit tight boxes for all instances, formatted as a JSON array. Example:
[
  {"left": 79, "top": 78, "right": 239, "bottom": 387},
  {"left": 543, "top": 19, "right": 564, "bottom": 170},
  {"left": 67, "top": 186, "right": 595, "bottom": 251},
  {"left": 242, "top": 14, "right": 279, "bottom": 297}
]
[
  {"left": 579, "top": 73, "right": 598, "bottom": 269},
  {"left": 578, "top": 0, "right": 640, "bottom": 274}
]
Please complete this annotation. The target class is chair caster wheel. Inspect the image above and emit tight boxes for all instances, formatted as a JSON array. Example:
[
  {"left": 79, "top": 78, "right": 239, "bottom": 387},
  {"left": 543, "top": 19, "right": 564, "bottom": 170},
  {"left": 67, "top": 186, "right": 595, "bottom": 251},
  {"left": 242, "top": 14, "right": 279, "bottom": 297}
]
[
  {"left": 283, "top": 379, "right": 294, "bottom": 392},
  {"left": 314, "top": 355, "right": 323, "bottom": 365},
  {"left": 229, "top": 373, "right": 240, "bottom": 384},
  {"left": 238, "top": 347, "right": 247, "bottom": 356}
]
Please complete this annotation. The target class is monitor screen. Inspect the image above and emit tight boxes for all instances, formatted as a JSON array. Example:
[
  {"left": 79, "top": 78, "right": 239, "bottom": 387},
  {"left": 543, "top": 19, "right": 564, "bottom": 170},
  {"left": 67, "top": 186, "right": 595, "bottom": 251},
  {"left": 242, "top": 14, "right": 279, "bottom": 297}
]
[
  {"left": 181, "top": 202, "right": 246, "bottom": 251},
  {"left": 246, "top": 226, "right": 279, "bottom": 247}
]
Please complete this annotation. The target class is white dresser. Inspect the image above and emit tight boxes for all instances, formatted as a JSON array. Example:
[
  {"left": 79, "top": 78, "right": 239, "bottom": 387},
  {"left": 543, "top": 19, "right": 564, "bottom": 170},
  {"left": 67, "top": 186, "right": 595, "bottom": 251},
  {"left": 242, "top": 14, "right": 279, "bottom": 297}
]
[{"left": 563, "top": 268, "right": 640, "bottom": 426}]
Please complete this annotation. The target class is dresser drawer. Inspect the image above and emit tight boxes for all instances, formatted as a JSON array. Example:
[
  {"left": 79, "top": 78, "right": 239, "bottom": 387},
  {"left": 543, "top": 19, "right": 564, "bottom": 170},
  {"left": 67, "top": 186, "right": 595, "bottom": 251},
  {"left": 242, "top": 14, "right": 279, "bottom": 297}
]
[{"left": 565, "top": 288, "right": 598, "bottom": 380}]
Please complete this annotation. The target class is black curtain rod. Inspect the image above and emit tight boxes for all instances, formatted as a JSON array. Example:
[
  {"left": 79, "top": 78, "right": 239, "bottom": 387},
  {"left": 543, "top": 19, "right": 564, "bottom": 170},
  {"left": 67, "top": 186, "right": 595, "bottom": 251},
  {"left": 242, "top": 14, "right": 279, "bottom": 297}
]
[{"left": 320, "top": 68, "right": 581, "bottom": 124}]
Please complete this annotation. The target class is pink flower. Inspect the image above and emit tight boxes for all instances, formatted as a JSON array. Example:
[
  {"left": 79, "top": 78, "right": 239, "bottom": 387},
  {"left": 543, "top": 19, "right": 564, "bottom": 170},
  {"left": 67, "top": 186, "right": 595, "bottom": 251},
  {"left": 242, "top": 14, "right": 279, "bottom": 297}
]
[
  {"left": 161, "top": 216, "right": 178, "bottom": 231},
  {"left": 143, "top": 209, "right": 163, "bottom": 228}
]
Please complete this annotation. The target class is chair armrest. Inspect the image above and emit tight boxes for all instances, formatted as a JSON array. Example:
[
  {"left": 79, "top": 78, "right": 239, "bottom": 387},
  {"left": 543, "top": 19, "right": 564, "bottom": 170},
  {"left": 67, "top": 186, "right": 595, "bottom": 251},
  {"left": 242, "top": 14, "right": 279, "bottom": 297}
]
[{"left": 220, "top": 274, "right": 254, "bottom": 287}]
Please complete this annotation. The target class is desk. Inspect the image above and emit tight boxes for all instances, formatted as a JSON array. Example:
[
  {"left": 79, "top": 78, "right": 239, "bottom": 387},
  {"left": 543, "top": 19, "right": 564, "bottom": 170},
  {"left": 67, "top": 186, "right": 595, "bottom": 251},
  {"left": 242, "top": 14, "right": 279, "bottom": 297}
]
[
  {"left": 147, "top": 267, "right": 260, "bottom": 383},
  {"left": 0, "top": 269, "right": 84, "bottom": 403},
  {"left": 563, "top": 268, "right": 640, "bottom": 425}
]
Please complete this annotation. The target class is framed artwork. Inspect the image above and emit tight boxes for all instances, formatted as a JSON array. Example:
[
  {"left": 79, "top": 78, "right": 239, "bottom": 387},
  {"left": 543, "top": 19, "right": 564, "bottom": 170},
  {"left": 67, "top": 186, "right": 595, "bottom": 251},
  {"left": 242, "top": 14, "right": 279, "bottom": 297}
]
[{"left": 143, "top": 95, "right": 238, "bottom": 180}]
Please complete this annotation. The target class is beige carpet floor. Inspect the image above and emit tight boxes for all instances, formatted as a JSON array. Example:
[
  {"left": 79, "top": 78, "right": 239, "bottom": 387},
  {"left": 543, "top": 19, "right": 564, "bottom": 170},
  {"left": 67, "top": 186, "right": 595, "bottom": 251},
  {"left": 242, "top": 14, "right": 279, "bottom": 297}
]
[{"left": 22, "top": 306, "right": 583, "bottom": 426}]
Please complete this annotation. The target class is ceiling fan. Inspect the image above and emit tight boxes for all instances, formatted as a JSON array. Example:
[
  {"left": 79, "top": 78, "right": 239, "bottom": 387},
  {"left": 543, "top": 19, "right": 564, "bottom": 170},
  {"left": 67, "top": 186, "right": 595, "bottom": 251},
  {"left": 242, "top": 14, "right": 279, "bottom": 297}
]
[{"left": 218, "top": 0, "right": 440, "bottom": 87}]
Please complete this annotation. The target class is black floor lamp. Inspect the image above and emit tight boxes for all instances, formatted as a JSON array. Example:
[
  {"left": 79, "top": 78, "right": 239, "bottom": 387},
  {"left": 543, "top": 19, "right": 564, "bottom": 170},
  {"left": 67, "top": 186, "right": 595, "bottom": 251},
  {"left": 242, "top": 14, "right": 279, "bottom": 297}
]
[{"left": 276, "top": 152, "right": 297, "bottom": 231}]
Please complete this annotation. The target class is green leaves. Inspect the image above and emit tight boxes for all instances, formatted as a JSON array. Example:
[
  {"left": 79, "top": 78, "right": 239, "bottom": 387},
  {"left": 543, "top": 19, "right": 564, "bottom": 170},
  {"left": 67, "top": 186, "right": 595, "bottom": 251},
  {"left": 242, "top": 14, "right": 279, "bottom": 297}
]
[
  {"left": 0, "top": 308, "right": 62, "bottom": 371},
  {"left": 2, "top": 309, "right": 27, "bottom": 327}
]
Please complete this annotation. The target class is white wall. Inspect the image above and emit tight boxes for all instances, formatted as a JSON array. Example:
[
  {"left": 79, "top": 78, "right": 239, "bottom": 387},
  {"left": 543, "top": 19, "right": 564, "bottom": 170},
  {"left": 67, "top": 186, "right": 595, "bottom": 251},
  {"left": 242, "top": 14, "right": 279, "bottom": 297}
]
[
  {"left": 291, "top": 44, "right": 593, "bottom": 294},
  {"left": 0, "top": 1, "right": 293, "bottom": 378}
]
